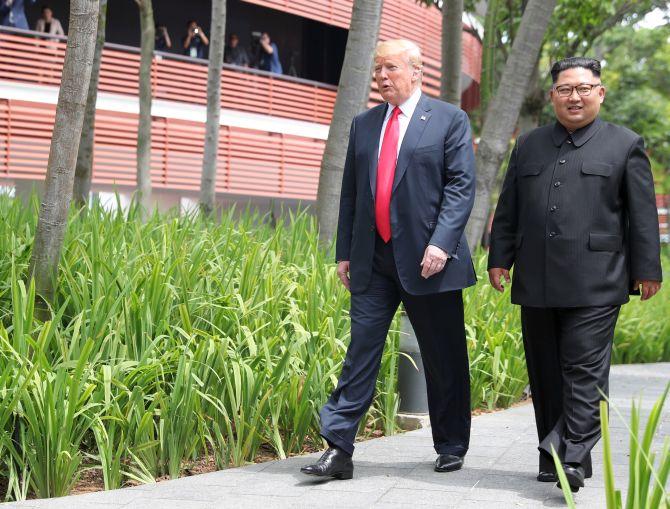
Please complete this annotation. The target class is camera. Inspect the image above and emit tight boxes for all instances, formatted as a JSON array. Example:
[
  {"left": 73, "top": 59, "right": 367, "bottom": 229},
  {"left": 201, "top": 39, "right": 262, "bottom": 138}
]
[{"left": 194, "top": 28, "right": 199, "bottom": 35}]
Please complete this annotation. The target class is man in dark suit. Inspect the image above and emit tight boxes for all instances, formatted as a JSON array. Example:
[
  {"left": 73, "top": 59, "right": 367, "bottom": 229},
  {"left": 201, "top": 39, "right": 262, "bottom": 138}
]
[
  {"left": 488, "top": 57, "right": 662, "bottom": 492},
  {"left": 300, "top": 39, "right": 477, "bottom": 479}
]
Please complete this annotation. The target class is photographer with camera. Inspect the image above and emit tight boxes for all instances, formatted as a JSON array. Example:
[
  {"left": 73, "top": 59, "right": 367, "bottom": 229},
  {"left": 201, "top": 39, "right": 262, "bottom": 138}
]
[
  {"left": 155, "top": 23, "right": 172, "bottom": 51},
  {"left": 257, "top": 32, "right": 282, "bottom": 74},
  {"left": 182, "top": 20, "right": 209, "bottom": 59}
]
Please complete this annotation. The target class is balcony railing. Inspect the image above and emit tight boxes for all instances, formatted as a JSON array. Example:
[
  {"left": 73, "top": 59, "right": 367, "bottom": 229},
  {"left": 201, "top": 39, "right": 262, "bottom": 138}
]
[{"left": 0, "top": 26, "right": 338, "bottom": 124}]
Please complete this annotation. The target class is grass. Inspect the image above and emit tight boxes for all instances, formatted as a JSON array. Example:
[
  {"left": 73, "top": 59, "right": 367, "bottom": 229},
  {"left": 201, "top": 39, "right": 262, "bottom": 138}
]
[{"left": 0, "top": 194, "right": 667, "bottom": 501}]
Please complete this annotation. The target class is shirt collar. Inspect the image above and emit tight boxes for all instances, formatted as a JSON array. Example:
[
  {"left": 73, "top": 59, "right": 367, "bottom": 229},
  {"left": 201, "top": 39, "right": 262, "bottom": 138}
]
[
  {"left": 385, "top": 87, "right": 422, "bottom": 120},
  {"left": 551, "top": 117, "right": 603, "bottom": 147}
]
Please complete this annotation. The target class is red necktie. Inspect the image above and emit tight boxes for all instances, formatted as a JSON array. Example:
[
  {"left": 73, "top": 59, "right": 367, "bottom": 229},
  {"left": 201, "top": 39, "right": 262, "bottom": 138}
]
[{"left": 375, "top": 106, "right": 400, "bottom": 243}]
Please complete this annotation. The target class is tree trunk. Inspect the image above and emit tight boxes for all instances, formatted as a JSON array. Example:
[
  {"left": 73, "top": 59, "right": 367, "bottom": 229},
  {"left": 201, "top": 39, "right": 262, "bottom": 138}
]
[
  {"left": 315, "top": 0, "right": 383, "bottom": 246},
  {"left": 28, "top": 0, "right": 100, "bottom": 312},
  {"left": 441, "top": 0, "right": 463, "bottom": 107},
  {"left": 73, "top": 0, "right": 107, "bottom": 208},
  {"left": 199, "top": 0, "right": 226, "bottom": 216},
  {"left": 478, "top": 0, "right": 500, "bottom": 127},
  {"left": 465, "top": 0, "right": 557, "bottom": 249},
  {"left": 517, "top": 56, "right": 544, "bottom": 134},
  {"left": 135, "top": 0, "right": 154, "bottom": 214}
]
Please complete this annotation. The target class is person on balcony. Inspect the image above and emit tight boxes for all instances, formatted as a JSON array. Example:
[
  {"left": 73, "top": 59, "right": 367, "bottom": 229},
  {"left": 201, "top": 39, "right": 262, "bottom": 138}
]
[
  {"left": 258, "top": 32, "right": 282, "bottom": 74},
  {"left": 34, "top": 5, "right": 64, "bottom": 39},
  {"left": 182, "top": 20, "right": 208, "bottom": 59},
  {"left": 155, "top": 23, "right": 172, "bottom": 51},
  {"left": 224, "top": 33, "right": 249, "bottom": 67},
  {"left": 0, "top": 0, "right": 36, "bottom": 30}
]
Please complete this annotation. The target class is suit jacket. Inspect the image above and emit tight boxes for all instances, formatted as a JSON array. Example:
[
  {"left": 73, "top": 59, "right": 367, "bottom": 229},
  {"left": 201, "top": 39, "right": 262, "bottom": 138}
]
[
  {"left": 336, "top": 92, "right": 477, "bottom": 295},
  {"left": 34, "top": 18, "right": 64, "bottom": 37},
  {"left": 488, "top": 118, "right": 662, "bottom": 307}
]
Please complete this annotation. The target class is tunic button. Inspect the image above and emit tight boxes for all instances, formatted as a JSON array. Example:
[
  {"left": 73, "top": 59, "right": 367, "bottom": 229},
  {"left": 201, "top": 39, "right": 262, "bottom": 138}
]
[
  {"left": 567, "top": 139, "right": 572, "bottom": 144},
  {"left": 549, "top": 231, "right": 557, "bottom": 238},
  {"left": 559, "top": 159, "right": 566, "bottom": 164},
  {"left": 550, "top": 205, "right": 558, "bottom": 212},
  {"left": 554, "top": 181, "right": 561, "bottom": 187}
]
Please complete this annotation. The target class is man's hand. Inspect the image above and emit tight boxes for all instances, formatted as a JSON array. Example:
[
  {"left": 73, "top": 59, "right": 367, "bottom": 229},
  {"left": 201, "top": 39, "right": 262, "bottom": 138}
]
[
  {"left": 420, "top": 245, "right": 449, "bottom": 279},
  {"left": 337, "top": 261, "right": 351, "bottom": 291},
  {"left": 634, "top": 279, "right": 662, "bottom": 301},
  {"left": 488, "top": 267, "right": 511, "bottom": 292}
]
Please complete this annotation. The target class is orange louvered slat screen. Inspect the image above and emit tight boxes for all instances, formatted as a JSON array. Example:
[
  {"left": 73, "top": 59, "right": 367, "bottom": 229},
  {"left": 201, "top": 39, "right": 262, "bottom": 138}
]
[
  {"left": 0, "top": 30, "right": 338, "bottom": 125},
  {"left": 0, "top": 99, "right": 323, "bottom": 200},
  {"left": 242, "top": 0, "right": 483, "bottom": 96}
]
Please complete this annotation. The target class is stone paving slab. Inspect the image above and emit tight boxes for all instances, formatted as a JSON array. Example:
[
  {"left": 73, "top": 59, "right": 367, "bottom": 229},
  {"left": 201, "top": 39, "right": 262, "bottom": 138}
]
[{"left": 2, "top": 363, "right": 668, "bottom": 508}]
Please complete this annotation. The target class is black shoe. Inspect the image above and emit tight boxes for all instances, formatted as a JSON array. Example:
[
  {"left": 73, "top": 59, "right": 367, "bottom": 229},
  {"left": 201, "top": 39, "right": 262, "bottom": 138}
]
[
  {"left": 537, "top": 471, "right": 558, "bottom": 483},
  {"left": 300, "top": 447, "right": 353, "bottom": 480},
  {"left": 557, "top": 464, "right": 585, "bottom": 493},
  {"left": 434, "top": 454, "right": 464, "bottom": 472}
]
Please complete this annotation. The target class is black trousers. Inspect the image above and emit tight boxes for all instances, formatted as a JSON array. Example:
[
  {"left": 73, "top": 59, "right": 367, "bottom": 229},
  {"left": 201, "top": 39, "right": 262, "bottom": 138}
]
[
  {"left": 320, "top": 234, "right": 471, "bottom": 456},
  {"left": 521, "top": 305, "right": 620, "bottom": 475}
]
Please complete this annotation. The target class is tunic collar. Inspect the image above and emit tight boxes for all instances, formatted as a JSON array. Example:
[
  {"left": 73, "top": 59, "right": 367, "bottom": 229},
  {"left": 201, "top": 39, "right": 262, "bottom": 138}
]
[{"left": 551, "top": 117, "right": 603, "bottom": 147}]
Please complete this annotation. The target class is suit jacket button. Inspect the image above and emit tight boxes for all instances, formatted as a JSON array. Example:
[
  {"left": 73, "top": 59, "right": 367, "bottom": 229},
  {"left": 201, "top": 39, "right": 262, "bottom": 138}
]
[{"left": 370, "top": 225, "right": 375, "bottom": 231}]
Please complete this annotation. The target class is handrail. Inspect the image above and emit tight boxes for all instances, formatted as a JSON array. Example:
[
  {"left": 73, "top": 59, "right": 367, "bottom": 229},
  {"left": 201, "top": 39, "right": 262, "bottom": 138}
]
[
  {"left": 0, "top": 25, "right": 338, "bottom": 91},
  {"left": 0, "top": 28, "right": 338, "bottom": 124}
]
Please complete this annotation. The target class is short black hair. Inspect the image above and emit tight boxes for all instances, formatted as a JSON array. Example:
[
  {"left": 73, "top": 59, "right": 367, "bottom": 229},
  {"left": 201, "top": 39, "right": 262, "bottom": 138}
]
[
  {"left": 550, "top": 57, "right": 601, "bottom": 83},
  {"left": 41, "top": 4, "right": 52, "bottom": 11}
]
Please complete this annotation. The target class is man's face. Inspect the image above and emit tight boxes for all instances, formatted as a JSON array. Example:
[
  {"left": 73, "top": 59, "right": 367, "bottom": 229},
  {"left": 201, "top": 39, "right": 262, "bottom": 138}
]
[
  {"left": 230, "top": 36, "right": 238, "bottom": 48},
  {"left": 188, "top": 21, "right": 197, "bottom": 31},
  {"left": 43, "top": 8, "right": 53, "bottom": 21},
  {"left": 550, "top": 67, "right": 605, "bottom": 131},
  {"left": 261, "top": 33, "right": 270, "bottom": 44},
  {"left": 374, "top": 52, "right": 420, "bottom": 105}
]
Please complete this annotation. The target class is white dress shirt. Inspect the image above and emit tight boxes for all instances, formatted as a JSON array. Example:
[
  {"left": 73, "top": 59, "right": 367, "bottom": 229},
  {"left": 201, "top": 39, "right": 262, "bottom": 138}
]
[{"left": 377, "top": 86, "right": 422, "bottom": 159}]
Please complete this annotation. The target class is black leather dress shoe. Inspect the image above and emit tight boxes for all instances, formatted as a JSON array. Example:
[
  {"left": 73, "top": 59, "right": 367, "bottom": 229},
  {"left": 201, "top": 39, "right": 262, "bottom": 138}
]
[
  {"left": 434, "top": 454, "right": 464, "bottom": 472},
  {"left": 537, "top": 471, "right": 558, "bottom": 482},
  {"left": 300, "top": 447, "right": 353, "bottom": 480},
  {"left": 557, "top": 464, "right": 585, "bottom": 492}
]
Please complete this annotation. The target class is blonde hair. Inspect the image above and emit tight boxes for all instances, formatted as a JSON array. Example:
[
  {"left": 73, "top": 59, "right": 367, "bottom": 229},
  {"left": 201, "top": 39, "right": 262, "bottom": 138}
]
[{"left": 374, "top": 39, "right": 423, "bottom": 69}]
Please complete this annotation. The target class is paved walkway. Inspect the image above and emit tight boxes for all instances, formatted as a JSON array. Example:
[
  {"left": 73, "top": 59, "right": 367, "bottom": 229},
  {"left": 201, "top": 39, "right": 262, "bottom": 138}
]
[{"left": 3, "top": 363, "right": 668, "bottom": 508}]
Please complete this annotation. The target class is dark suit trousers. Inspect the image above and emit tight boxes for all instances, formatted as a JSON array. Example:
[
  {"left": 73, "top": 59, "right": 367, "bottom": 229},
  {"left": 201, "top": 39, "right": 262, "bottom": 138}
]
[
  {"left": 521, "top": 305, "right": 620, "bottom": 474},
  {"left": 320, "top": 234, "right": 471, "bottom": 456}
]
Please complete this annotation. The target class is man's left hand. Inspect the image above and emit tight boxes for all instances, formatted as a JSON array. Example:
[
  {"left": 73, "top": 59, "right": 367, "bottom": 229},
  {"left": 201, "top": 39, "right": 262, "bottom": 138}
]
[
  {"left": 634, "top": 280, "right": 662, "bottom": 301},
  {"left": 420, "top": 245, "right": 449, "bottom": 279}
]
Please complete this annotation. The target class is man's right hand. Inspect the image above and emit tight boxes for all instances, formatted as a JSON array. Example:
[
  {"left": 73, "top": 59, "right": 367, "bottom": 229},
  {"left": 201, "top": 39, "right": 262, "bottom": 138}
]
[
  {"left": 488, "top": 267, "right": 510, "bottom": 292},
  {"left": 337, "top": 261, "right": 351, "bottom": 291}
]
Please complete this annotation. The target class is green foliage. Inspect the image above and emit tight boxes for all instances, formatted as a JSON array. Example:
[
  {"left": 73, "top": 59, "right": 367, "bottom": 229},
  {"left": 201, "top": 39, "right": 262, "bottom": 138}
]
[
  {"left": 597, "top": 23, "right": 670, "bottom": 191},
  {"left": 546, "top": 0, "right": 667, "bottom": 59},
  {"left": 0, "top": 195, "right": 667, "bottom": 501}
]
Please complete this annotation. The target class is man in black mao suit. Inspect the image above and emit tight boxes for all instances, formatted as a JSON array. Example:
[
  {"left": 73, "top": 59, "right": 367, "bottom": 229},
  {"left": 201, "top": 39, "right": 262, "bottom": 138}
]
[
  {"left": 488, "top": 57, "right": 662, "bottom": 492},
  {"left": 301, "top": 39, "right": 477, "bottom": 479}
]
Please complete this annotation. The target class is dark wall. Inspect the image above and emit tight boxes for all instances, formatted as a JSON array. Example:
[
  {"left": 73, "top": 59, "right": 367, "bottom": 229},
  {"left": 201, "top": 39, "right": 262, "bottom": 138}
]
[{"left": 24, "top": 0, "right": 346, "bottom": 84}]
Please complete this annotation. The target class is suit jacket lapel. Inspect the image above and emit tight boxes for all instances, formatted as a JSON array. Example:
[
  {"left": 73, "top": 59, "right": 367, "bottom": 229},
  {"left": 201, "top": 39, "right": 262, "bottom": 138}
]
[
  {"left": 392, "top": 94, "right": 432, "bottom": 193},
  {"left": 369, "top": 103, "right": 389, "bottom": 199}
]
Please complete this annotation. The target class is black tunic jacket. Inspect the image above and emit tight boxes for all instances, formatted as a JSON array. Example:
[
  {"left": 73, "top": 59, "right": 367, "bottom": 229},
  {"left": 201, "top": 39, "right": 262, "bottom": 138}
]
[{"left": 488, "top": 118, "right": 662, "bottom": 307}]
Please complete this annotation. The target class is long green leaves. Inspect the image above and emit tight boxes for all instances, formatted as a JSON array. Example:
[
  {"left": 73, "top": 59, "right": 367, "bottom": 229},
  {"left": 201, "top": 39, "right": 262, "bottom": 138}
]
[
  {"left": 555, "top": 386, "right": 669, "bottom": 508},
  {"left": 0, "top": 194, "right": 667, "bottom": 502}
]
